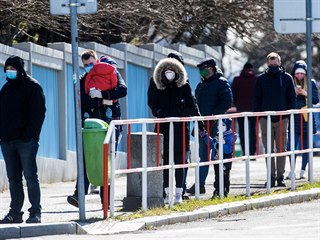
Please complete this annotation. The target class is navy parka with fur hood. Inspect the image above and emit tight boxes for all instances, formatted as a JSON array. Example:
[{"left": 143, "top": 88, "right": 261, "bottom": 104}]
[{"left": 148, "top": 58, "right": 199, "bottom": 152}]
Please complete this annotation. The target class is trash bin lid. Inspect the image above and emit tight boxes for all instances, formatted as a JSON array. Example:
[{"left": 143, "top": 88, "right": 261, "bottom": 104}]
[{"left": 83, "top": 118, "right": 108, "bottom": 129}]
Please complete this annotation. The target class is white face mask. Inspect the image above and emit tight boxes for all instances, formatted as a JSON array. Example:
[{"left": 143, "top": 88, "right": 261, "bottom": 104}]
[{"left": 165, "top": 70, "right": 175, "bottom": 81}]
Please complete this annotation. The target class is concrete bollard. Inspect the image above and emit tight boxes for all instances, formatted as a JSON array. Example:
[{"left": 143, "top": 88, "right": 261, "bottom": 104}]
[{"left": 123, "top": 132, "right": 164, "bottom": 210}]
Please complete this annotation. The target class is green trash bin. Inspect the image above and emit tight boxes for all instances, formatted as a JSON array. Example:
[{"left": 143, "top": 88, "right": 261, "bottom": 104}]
[{"left": 82, "top": 118, "right": 111, "bottom": 186}]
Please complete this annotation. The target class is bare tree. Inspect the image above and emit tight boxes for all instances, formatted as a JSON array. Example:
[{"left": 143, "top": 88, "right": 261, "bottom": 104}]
[{"left": 0, "top": 0, "right": 318, "bottom": 79}]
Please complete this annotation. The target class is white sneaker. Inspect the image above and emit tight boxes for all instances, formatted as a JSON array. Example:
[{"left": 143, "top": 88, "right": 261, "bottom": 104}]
[
  {"left": 174, "top": 188, "right": 183, "bottom": 205},
  {"left": 300, "top": 170, "right": 306, "bottom": 179},
  {"left": 164, "top": 187, "right": 169, "bottom": 204}
]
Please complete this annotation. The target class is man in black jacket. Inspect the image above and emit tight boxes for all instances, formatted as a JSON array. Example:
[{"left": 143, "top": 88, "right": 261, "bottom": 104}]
[
  {"left": 0, "top": 56, "right": 46, "bottom": 224},
  {"left": 187, "top": 58, "right": 233, "bottom": 196},
  {"left": 67, "top": 49, "right": 127, "bottom": 207},
  {"left": 254, "top": 52, "right": 296, "bottom": 187}
]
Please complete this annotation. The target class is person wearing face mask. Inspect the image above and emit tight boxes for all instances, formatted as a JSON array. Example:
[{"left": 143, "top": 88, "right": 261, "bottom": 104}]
[
  {"left": 254, "top": 52, "right": 296, "bottom": 188},
  {"left": 286, "top": 60, "right": 319, "bottom": 180},
  {"left": 0, "top": 56, "right": 46, "bottom": 224},
  {"left": 186, "top": 58, "right": 232, "bottom": 198},
  {"left": 148, "top": 56, "right": 201, "bottom": 204},
  {"left": 67, "top": 49, "right": 127, "bottom": 208}
]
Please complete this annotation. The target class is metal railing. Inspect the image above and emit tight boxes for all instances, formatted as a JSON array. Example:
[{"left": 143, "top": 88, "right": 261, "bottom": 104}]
[{"left": 102, "top": 108, "right": 320, "bottom": 218}]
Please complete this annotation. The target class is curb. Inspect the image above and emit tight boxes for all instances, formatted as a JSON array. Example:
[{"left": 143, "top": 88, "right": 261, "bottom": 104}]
[
  {"left": 140, "top": 188, "right": 320, "bottom": 229},
  {"left": 1, "top": 189, "right": 319, "bottom": 238},
  {"left": 0, "top": 222, "right": 86, "bottom": 239},
  {"left": 85, "top": 188, "right": 319, "bottom": 235}
]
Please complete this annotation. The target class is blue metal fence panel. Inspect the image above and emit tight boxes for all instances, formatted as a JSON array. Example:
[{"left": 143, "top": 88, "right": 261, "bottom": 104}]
[
  {"left": 185, "top": 65, "right": 200, "bottom": 94},
  {"left": 0, "top": 66, "right": 4, "bottom": 159},
  {"left": 32, "top": 65, "right": 59, "bottom": 158},
  {"left": 0, "top": 66, "right": 5, "bottom": 89},
  {"left": 66, "top": 64, "right": 76, "bottom": 151},
  {"left": 127, "top": 63, "right": 149, "bottom": 132}
]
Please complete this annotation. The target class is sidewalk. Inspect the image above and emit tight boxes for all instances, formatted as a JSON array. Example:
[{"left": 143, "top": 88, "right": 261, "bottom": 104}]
[{"left": 1, "top": 157, "right": 319, "bottom": 238}]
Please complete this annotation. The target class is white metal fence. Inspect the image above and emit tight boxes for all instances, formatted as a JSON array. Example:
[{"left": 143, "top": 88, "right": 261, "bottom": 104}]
[{"left": 103, "top": 108, "right": 320, "bottom": 217}]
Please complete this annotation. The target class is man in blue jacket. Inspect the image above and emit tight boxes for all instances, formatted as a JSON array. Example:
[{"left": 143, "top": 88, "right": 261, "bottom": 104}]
[
  {"left": 254, "top": 52, "right": 296, "bottom": 187},
  {"left": 187, "top": 58, "right": 232, "bottom": 196}
]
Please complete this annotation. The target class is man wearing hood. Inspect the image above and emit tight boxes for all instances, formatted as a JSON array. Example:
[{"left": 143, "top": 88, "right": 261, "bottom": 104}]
[
  {"left": 0, "top": 55, "right": 46, "bottom": 224},
  {"left": 148, "top": 55, "right": 200, "bottom": 204},
  {"left": 231, "top": 62, "right": 257, "bottom": 157},
  {"left": 254, "top": 52, "right": 296, "bottom": 187},
  {"left": 187, "top": 58, "right": 233, "bottom": 197}
]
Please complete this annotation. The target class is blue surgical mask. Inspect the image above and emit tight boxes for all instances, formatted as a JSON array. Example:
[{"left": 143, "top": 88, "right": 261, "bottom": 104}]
[
  {"left": 84, "top": 64, "right": 94, "bottom": 73},
  {"left": 6, "top": 70, "right": 17, "bottom": 80}
]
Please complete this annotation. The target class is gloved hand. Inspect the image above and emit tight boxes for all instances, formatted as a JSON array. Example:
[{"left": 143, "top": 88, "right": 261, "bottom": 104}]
[{"left": 89, "top": 88, "right": 103, "bottom": 98}]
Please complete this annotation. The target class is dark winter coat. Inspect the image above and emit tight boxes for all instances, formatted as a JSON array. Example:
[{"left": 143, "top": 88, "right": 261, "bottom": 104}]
[
  {"left": 254, "top": 67, "right": 297, "bottom": 122},
  {"left": 195, "top": 69, "right": 232, "bottom": 136},
  {"left": 290, "top": 60, "right": 319, "bottom": 133},
  {"left": 80, "top": 71, "right": 127, "bottom": 124},
  {"left": 148, "top": 58, "right": 199, "bottom": 152},
  {"left": 0, "top": 61, "right": 46, "bottom": 142},
  {"left": 293, "top": 79, "right": 319, "bottom": 134},
  {"left": 232, "top": 68, "right": 257, "bottom": 112}
]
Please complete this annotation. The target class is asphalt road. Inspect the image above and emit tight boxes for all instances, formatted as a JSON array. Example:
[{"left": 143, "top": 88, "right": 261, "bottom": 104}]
[{"left": 13, "top": 199, "right": 320, "bottom": 240}]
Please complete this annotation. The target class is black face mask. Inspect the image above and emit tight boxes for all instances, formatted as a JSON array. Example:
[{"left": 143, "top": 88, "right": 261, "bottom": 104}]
[{"left": 268, "top": 66, "right": 280, "bottom": 74}]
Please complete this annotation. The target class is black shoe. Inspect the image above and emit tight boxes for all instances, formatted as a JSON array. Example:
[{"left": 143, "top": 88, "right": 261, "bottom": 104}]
[
  {"left": 211, "top": 190, "right": 219, "bottom": 199},
  {"left": 186, "top": 184, "right": 206, "bottom": 195},
  {"left": 26, "top": 213, "right": 41, "bottom": 224},
  {"left": 277, "top": 180, "right": 286, "bottom": 187},
  {"left": 264, "top": 178, "right": 276, "bottom": 187},
  {"left": 0, "top": 212, "right": 23, "bottom": 224},
  {"left": 182, "top": 194, "right": 190, "bottom": 200},
  {"left": 67, "top": 195, "right": 79, "bottom": 208}
]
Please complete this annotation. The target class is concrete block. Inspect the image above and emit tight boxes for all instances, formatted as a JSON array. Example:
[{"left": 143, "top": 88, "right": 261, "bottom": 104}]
[
  {"left": 227, "top": 203, "right": 248, "bottom": 214},
  {"left": 20, "top": 223, "right": 77, "bottom": 238},
  {"left": 124, "top": 132, "right": 163, "bottom": 210},
  {"left": 188, "top": 211, "right": 209, "bottom": 222},
  {"left": 0, "top": 226, "right": 20, "bottom": 239},
  {"left": 144, "top": 217, "right": 169, "bottom": 228},
  {"left": 167, "top": 214, "right": 189, "bottom": 225}
]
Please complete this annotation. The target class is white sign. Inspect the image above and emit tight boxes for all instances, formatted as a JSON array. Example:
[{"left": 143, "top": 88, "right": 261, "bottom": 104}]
[
  {"left": 274, "top": 0, "right": 320, "bottom": 33},
  {"left": 50, "top": 0, "right": 97, "bottom": 15}
]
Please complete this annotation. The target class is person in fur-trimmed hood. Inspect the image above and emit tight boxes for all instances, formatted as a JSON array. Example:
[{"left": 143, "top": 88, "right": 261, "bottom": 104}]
[{"left": 148, "top": 56, "right": 200, "bottom": 205}]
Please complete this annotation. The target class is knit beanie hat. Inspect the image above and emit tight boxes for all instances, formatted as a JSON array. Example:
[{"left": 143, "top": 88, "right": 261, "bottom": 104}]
[{"left": 291, "top": 60, "right": 307, "bottom": 76}]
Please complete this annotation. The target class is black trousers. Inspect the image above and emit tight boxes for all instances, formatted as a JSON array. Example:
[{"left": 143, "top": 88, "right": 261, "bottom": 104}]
[
  {"left": 213, "top": 162, "right": 231, "bottom": 196},
  {"left": 237, "top": 116, "right": 257, "bottom": 155}
]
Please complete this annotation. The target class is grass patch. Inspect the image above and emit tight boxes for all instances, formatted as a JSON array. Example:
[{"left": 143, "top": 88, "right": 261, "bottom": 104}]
[{"left": 114, "top": 182, "right": 320, "bottom": 221}]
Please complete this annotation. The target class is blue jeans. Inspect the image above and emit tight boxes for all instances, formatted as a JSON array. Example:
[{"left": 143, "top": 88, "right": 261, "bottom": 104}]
[
  {"left": 287, "top": 132, "right": 311, "bottom": 171},
  {"left": 1, "top": 139, "right": 41, "bottom": 214},
  {"left": 199, "top": 139, "right": 210, "bottom": 187}
]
